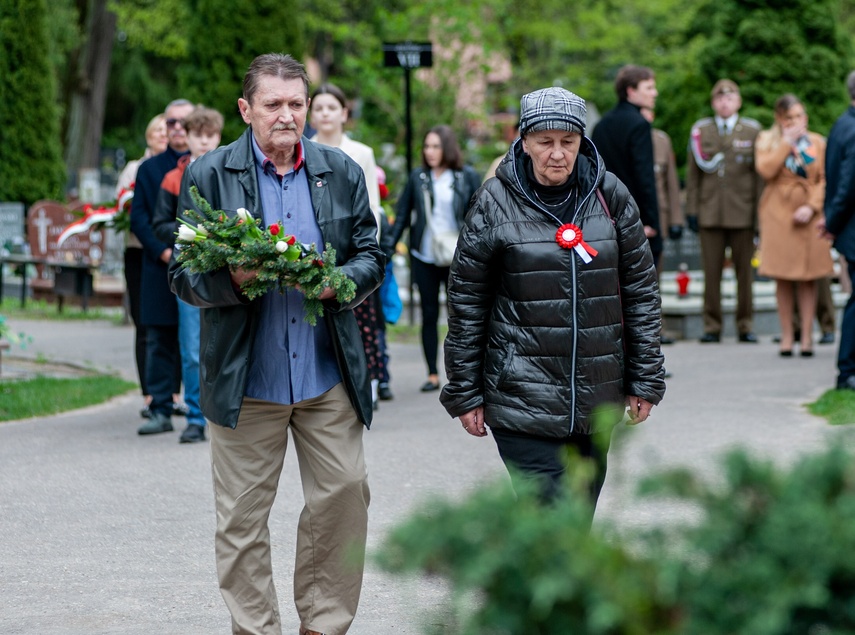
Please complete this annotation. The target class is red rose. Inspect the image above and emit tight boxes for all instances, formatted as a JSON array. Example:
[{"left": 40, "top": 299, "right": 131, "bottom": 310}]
[
  {"left": 269, "top": 223, "right": 280, "bottom": 236},
  {"left": 286, "top": 235, "right": 296, "bottom": 245},
  {"left": 313, "top": 259, "right": 324, "bottom": 267}
]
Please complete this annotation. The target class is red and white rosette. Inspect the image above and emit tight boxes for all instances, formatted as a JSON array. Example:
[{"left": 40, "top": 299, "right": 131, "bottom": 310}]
[{"left": 555, "top": 223, "right": 598, "bottom": 264}]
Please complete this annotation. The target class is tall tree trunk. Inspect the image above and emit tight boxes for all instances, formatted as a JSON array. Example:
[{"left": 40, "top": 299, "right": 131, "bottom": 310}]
[{"left": 64, "top": 0, "right": 116, "bottom": 176}]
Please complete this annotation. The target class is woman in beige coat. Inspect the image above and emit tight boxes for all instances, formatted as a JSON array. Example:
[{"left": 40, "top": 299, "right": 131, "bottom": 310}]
[{"left": 756, "top": 94, "right": 833, "bottom": 356}]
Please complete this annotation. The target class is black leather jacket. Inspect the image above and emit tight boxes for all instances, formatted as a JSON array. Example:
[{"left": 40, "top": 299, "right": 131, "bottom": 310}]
[
  {"left": 168, "top": 129, "right": 384, "bottom": 429},
  {"left": 440, "top": 137, "right": 665, "bottom": 437},
  {"left": 384, "top": 165, "right": 481, "bottom": 258}
]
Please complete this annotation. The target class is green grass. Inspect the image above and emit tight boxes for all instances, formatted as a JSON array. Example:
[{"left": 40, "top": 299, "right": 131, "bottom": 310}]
[
  {"left": 386, "top": 320, "right": 448, "bottom": 344},
  {"left": 0, "top": 375, "right": 137, "bottom": 422},
  {"left": 1, "top": 297, "right": 125, "bottom": 324},
  {"left": 807, "top": 389, "right": 855, "bottom": 426}
]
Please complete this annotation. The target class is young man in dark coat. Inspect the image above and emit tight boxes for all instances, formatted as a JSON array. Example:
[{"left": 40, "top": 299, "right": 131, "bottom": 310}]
[{"left": 591, "top": 64, "right": 662, "bottom": 262}]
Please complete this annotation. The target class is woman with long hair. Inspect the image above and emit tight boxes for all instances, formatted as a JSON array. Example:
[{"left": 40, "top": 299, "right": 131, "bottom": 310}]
[
  {"left": 385, "top": 125, "right": 481, "bottom": 391},
  {"left": 310, "top": 83, "right": 389, "bottom": 406},
  {"left": 755, "top": 94, "right": 833, "bottom": 356}
]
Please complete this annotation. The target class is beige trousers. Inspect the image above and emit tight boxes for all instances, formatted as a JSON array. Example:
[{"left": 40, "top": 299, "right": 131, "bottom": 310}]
[{"left": 209, "top": 383, "right": 369, "bottom": 635}]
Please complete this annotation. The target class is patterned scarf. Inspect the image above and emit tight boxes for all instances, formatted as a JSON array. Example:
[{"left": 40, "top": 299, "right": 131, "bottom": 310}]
[{"left": 785, "top": 135, "right": 816, "bottom": 178}]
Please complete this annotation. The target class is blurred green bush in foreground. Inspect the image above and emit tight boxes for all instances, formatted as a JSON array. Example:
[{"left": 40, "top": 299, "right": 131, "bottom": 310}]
[{"left": 377, "top": 443, "right": 855, "bottom": 634}]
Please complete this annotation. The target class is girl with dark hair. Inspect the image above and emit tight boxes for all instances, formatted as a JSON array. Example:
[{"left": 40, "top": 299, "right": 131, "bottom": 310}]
[
  {"left": 384, "top": 125, "right": 481, "bottom": 392},
  {"left": 310, "top": 83, "right": 390, "bottom": 405}
]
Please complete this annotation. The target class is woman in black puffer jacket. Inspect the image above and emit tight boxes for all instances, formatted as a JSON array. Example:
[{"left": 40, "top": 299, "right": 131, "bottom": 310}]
[{"left": 440, "top": 87, "right": 666, "bottom": 507}]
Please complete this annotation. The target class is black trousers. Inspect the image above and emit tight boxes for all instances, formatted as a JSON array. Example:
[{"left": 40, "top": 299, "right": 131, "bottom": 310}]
[
  {"left": 124, "top": 248, "right": 148, "bottom": 395},
  {"left": 145, "top": 324, "right": 179, "bottom": 417},
  {"left": 126, "top": 248, "right": 181, "bottom": 398},
  {"left": 410, "top": 256, "right": 450, "bottom": 377},
  {"left": 492, "top": 427, "right": 613, "bottom": 508}
]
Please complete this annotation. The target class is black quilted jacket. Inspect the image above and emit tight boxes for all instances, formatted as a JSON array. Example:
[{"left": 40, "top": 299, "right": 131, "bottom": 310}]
[{"left": 439, "top": 136, "right": 665, "bottom": 437}]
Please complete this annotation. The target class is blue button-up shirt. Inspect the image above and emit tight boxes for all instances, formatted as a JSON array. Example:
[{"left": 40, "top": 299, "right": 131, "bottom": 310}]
[{"left": 244, "top": 135, "right": 341, "bottom": 405}]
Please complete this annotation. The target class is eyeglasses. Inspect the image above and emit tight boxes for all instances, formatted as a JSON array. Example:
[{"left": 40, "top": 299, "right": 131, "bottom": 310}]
[{"left": 166, "top": 118, "right": 184, "bottom": 128}]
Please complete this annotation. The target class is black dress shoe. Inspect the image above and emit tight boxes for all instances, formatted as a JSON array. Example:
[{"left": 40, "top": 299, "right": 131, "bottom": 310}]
[
  {"left": 800, "top": 350, "right": 814, "bottom": 358},
  {"left": 838, "top": 376, "right": 855, "bottom": 390},
  {"left": 179, "top": 423, "right": 206, "bottom": 443},
  {"left": 820, "top": 332, "right": 835, "bottom": 345},
  {"left": 738, "top": 333, "right": 759, "bottom": 343},
  {"left": 420, "top": 380, "right": 440, "bottom": 392},
  {"left": 377, "top": 382, "right": 394, "bottom": 400},
  {"left": 699, "top": 332, "right": 720, "bottom": 343},
  {"left": 660, "top": 335, "right": 676, "bottom": 345}
]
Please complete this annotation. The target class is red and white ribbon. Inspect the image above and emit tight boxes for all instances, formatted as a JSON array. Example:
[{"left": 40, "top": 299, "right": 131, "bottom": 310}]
[{"left": 555, "top": 223, "right": 598, "bottom": 264}]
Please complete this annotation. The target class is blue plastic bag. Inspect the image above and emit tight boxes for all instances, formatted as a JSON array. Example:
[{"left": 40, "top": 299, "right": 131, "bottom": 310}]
[{"left": 380, "top": 260, "right": 403, "bottom": 324}]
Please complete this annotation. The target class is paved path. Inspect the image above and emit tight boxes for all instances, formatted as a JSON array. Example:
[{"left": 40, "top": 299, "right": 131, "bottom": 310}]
[{"left": 1, "top": 317, "right": 853, "bottom": 634}]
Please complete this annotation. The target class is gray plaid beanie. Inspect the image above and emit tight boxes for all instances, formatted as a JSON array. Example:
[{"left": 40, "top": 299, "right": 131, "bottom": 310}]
[{"left": 519, "top": 87, "right": 586, "bottom": 136}]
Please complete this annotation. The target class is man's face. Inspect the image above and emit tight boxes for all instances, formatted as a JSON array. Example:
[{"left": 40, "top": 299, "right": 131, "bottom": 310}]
[
  {"left": 238, "top": 76, "right": 308, "bottom": 157},
  {"left": 712, "top": 92, "right": 742, "bottom": 119},
  {"left": 627, "top": 78, "right": 657, "bottom": 110},
  {"left": 165, "top": 103, "right": 194, "bottom": 152},
  {"left": 521, "top": 129, "right": 582, "bottom": 187},
  {"left": 187, "top": 129, "right": 221, "bottom": 159}
]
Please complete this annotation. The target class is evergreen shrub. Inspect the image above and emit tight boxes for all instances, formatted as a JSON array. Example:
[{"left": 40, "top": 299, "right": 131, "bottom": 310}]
[{"left": 377, "top": 444, "right": 855, "bottom": 634}]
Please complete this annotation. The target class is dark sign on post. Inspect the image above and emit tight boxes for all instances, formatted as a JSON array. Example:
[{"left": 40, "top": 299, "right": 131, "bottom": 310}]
[
  {"left": 383, "top": 42, "right": 433, "bottom": 69},
  {"left": 383, "top": 42, "right": 433, "bottom": 325}
]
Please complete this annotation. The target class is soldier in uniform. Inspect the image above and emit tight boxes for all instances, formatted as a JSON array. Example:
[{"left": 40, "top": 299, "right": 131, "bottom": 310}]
[{"left": 686, "top": 79, "right": 762, "bottom": 343}]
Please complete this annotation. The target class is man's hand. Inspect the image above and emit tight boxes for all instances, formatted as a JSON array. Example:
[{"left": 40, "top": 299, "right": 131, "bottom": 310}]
[
  {"left": 160, "top": 248, "right": 173, "bottom": 264},
  {"left": 817, "top": 219, "right": 835, "bottom": 242},
  {"left": 625, "top": 395, "right": 653, "bottom": 425},
  {"left": 230, "top": 267, "right": 258, "bottom": 286},
  {"left": 460, "top": 406, "right": 487, "bottom": 437},
  {"left": 293, "top": 285, "right": 336, "bottom": 300},
  {"left": 643, "top": 225, "right": 658, "bottom": 238}
]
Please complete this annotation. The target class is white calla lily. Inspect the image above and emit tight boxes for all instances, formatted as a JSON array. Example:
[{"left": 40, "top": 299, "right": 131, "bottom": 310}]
[
  {"left": 236, "top": 208, "right": 250, "bottom": 221},
  {"left": 275, "top": 240, "right": 288, "bottom": 253}
]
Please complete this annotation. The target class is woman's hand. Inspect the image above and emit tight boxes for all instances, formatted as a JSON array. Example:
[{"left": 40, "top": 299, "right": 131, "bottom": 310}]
[
  {"left": 792, "top": 205, "right": 814, "bottom": 225},
  {"left": 625, "top": 396, "right": 653, "bottom": 425},
  {"left": 781, "top": 122, "right": 806, "bottom": 145},
  {"left": 460, "top": 406, "right": 487, "bottom": 437}
]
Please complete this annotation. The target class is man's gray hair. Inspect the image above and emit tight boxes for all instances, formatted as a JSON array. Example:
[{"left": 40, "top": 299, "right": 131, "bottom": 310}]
[
  {"left": 165, "top": 98, "right": 192, "bottom": 113},
  {"left": 243, "top": 53, "right": 309, "bottom": 104},
  {"left": 847, "top": 70, "right": 855, "bottom": 101}
]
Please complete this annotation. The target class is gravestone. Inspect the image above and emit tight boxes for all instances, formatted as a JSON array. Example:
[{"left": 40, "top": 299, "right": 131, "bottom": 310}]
[
  {"left": 0, "top": 202, "right": 25, "bottom": 252},
  {"left": 661, "top": 231, "right": 702, "bottom": 272},
  {"left": 26, "top": 200, "right": 102, "bottom": 285}
]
